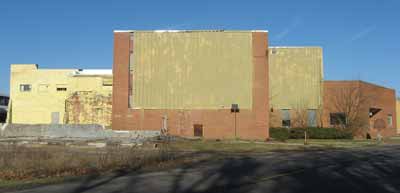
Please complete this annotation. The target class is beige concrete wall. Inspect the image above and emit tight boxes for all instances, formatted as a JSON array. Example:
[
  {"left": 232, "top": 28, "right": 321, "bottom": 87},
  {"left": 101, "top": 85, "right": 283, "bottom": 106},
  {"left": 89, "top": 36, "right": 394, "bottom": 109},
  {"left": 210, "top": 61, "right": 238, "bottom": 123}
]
[
  {"left": 269, "top": 47, "right": 323, "bottom": 110},
  {"left": 9, "top": 64, "right": 112, "bottom": 124},
  {"left": 131, "top": 31, "right": 254, "bottom": 109}
]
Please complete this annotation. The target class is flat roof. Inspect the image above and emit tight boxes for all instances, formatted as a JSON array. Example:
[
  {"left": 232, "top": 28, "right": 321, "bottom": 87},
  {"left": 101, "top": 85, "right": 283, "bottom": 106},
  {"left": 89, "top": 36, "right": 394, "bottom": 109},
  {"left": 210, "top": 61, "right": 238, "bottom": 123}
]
[
  {"left": 269, "top": 46, "right": 322, "bottom": 49},
  {"left": 114, "top": 30, "right": 268, "bottom": 33},
  {"left": 72, "top": 69, "right": 112, "bottom": 76},
  {"left": 324, "top": 80, "right": 394, "bottom": 90}
]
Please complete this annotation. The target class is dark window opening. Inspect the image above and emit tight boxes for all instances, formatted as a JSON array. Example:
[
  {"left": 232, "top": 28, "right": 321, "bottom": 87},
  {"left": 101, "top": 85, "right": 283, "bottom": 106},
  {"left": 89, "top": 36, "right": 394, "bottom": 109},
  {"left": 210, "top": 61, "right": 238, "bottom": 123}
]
[
  {"left": 330, "top": 113, "right": 346, "bottom": 125},
  {"left": 282, "top": 120, "right": 291, "bottom": 128},
  {"left": 194, "top": 124, "right": 203, "bottom": 137}
]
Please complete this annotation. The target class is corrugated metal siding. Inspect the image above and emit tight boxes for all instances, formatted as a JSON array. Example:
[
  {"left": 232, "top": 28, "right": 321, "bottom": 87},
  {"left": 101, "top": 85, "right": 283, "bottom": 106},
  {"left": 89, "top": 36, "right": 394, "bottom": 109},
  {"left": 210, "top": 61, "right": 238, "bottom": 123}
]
[
  {"left": 269, "top": 47, "right": 323, "bottom": 109},
  {"left": 131, "top": 32, "right": 253, "bottom": 109}
]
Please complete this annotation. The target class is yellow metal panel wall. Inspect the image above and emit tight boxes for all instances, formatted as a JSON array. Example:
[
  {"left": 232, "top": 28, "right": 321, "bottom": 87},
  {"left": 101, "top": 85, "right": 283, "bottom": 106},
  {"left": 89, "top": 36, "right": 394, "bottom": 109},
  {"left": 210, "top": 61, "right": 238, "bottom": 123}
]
[
  {"left": 9, "top": 64, "right": 112, "bottom": 124},
  {"left": 132, "top": 32, "right": 253, "bottom": 109},
  {"left": 269, "top": 47, "right": 323, "bottom": 110}
]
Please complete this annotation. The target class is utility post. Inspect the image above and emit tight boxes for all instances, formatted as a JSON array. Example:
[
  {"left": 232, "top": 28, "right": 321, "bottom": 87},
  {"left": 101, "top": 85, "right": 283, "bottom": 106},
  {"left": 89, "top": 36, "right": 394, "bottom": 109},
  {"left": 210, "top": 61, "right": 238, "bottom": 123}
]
[
  {"left": 231, "top": 104, "right": 240, "bottom": 138},
  {"left": 304, "top": 130, "right": 308, "bottom": 145}
]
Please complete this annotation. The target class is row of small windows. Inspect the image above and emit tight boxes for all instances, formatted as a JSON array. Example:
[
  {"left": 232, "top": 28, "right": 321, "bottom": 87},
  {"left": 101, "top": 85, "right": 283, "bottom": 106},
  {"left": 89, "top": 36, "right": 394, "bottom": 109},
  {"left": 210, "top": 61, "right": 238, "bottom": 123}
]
[
  {"left": 19, "top": 84, "right": 67, "bottom": 92},
  {"left": 329, "top": 112, "right": 393, "bottom": 127},
  {"left": 281, "top": 110, "right": 394, "bottom": 128}
]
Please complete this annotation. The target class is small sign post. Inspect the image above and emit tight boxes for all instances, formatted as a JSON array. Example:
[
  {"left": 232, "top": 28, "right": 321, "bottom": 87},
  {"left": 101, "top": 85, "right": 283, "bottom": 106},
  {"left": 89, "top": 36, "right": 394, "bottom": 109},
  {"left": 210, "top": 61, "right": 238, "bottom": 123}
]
[{"left": 231, "top": 104, "right": 240, "bottom": 138}]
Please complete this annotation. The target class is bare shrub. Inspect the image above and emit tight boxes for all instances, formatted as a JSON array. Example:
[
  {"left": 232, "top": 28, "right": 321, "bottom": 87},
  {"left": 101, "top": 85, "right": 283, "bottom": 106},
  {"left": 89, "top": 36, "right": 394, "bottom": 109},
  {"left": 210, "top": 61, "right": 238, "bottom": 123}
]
[{"left": 327, "top": 83, "right": 376, "bottom": 135}]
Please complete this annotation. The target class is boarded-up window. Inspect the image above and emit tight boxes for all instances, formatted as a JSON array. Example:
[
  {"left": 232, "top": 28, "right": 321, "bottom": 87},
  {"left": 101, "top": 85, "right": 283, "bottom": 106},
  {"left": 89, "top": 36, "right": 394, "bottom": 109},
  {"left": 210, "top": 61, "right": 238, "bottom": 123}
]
[{"left": 308, "top": 110, "right": 317, "bottom": 127}]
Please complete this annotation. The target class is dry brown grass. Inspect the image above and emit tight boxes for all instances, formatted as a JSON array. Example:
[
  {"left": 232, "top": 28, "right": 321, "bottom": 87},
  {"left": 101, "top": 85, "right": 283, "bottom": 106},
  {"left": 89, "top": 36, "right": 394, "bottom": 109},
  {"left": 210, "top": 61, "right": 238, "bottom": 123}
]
[{"left": 0, "top": 143, "right": 174, "bottom": 181}]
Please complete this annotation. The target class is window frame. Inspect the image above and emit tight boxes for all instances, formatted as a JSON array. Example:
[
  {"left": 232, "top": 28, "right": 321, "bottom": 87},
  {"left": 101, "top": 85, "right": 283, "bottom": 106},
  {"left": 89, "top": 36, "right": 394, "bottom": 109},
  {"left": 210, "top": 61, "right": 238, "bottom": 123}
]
[
  {"left": 38, "top": 84, "right": 50, "bottom": 92},
  {"left": 307, "top": 109, "right": 317, "bottom": 127},
  {"left": 281, "top": 109, "right": 291, "bottom": 128},
  {"left": 56, "top": 84, "right": 68, "bottom": 92},
  {"left": 388, "top": 114, "right": 393, "bottom": 127},
  {"left": 330, "top": 112, "right": 347, "bottom": 126},
  {"left": 56, "top": 87, "right": 68, "bottom": 92},
  {"left": 19, "top": 84, "right": 32, "bottom": 92}
]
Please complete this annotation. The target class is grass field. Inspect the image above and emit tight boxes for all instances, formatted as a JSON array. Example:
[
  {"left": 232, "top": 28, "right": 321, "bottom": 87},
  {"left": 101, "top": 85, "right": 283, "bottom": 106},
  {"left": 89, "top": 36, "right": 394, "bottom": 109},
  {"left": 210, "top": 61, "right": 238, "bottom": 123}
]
[{"left": 168, "top": 138, "right": 387, "bottom": 153}]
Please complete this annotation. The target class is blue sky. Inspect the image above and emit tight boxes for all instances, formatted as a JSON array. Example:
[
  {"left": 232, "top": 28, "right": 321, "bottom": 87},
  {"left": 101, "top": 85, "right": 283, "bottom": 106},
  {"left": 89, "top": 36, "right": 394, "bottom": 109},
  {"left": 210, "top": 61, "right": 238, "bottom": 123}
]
[{"left": 0, "top": 0, "right": 399, "bottom": 96}]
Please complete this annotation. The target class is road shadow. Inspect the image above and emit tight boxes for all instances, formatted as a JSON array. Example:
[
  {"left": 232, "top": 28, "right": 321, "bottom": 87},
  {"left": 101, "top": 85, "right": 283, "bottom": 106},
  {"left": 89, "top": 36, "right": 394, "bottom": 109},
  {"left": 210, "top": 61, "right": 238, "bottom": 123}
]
[
  {"left": 13, "top": 146, "right": 400, "bottom": 193},
  {"left": 267, "top": 147, "right": 400, "bottom": 193}
]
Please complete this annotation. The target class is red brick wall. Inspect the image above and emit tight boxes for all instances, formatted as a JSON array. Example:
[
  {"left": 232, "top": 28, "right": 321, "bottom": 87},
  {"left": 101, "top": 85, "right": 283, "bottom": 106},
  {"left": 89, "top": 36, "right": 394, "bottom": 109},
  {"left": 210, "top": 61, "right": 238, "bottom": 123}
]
[
  {"left": 323, "top": 81, "right": 397, "bottom": 138},
  {"left": 112, "top": 32, "right": 269, "bottom": 140}
]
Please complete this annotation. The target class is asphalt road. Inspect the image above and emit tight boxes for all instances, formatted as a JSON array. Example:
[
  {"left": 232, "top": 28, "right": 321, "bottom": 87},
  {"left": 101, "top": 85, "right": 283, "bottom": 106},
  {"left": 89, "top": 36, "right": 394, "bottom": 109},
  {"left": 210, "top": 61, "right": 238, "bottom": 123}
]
[{"left": 11, "top": 145, "right": 400, "bottom": 193}]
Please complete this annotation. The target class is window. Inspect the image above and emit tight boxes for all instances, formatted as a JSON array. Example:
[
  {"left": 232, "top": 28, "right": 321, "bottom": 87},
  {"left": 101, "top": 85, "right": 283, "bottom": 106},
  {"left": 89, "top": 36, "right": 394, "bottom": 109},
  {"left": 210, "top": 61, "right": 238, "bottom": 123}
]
[
  {"left": 102, "top": 77, "right": 113, "bottom": 86},
  {"left": 308, "top": 110, "right": 317, "bottom": 127},
  {"left": 56, "top": 85, "right": 68, "bottom": 92},
  {"left": 388, "top": 114, "right": 393, "bottom": 127},
  {"left": 38, "top": 84, "right": 49, "bottom": 92},
  {"left": 330, "top": 113, "right": 346, "bottom": 125},
  {"left": 281, "top": 109, "right": 291, "bottom": 128},
  {"left": 20, "top": 84, "right": 32, "bottom": 92}
]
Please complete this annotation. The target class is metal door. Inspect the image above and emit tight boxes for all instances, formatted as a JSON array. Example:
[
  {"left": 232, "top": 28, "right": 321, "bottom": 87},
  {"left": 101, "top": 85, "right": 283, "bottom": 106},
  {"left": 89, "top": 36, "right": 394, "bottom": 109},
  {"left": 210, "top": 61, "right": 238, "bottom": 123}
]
[{"left": 51, "top": 112, "right": 60, "bottom": 124}]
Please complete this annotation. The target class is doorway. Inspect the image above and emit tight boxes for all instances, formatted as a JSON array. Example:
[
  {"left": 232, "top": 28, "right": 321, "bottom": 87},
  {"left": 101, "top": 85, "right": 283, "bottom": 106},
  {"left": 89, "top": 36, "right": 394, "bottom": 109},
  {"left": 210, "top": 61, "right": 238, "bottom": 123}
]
[
  {"left": 193, "top": 124, "right": 203, "bottom": 137},
  {"left": 51, "top": 112, "right": 60, "bottom": 124}
]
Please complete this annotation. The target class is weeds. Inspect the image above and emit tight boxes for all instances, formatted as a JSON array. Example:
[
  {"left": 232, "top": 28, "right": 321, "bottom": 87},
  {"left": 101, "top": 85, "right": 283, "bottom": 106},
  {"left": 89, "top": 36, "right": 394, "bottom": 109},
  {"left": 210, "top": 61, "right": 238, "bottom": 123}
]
[{"left": 0, "top": 143, "right": 174, "bottom": 181}]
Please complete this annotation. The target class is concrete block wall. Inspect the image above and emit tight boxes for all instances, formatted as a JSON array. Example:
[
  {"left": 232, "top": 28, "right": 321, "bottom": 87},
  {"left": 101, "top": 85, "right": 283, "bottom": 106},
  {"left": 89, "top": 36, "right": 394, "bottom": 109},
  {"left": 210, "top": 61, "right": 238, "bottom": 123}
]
[{"left": 0, "top": 124, "right": 160, "bottom": 141}]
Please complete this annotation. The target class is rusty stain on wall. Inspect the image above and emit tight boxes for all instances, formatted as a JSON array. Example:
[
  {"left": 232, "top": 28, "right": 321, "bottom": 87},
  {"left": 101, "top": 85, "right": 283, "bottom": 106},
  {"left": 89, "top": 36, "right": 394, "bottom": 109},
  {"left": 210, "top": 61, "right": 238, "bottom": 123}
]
[{"left": 65, "top": 91, "right": 112, "bottom": 126}]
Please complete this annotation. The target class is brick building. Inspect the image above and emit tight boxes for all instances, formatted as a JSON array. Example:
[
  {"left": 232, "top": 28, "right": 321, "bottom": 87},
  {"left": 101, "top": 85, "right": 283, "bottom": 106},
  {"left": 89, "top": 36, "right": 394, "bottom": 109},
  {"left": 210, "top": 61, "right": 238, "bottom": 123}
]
[
  {"left": 112, "top": 30, "right": 269, "bottom": 140},
  {"left": 397, "top": 99, "right": 400, "bottom": 134},
  {"left": 323, "top": 81, "right": 397, "bottom": 138}
]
